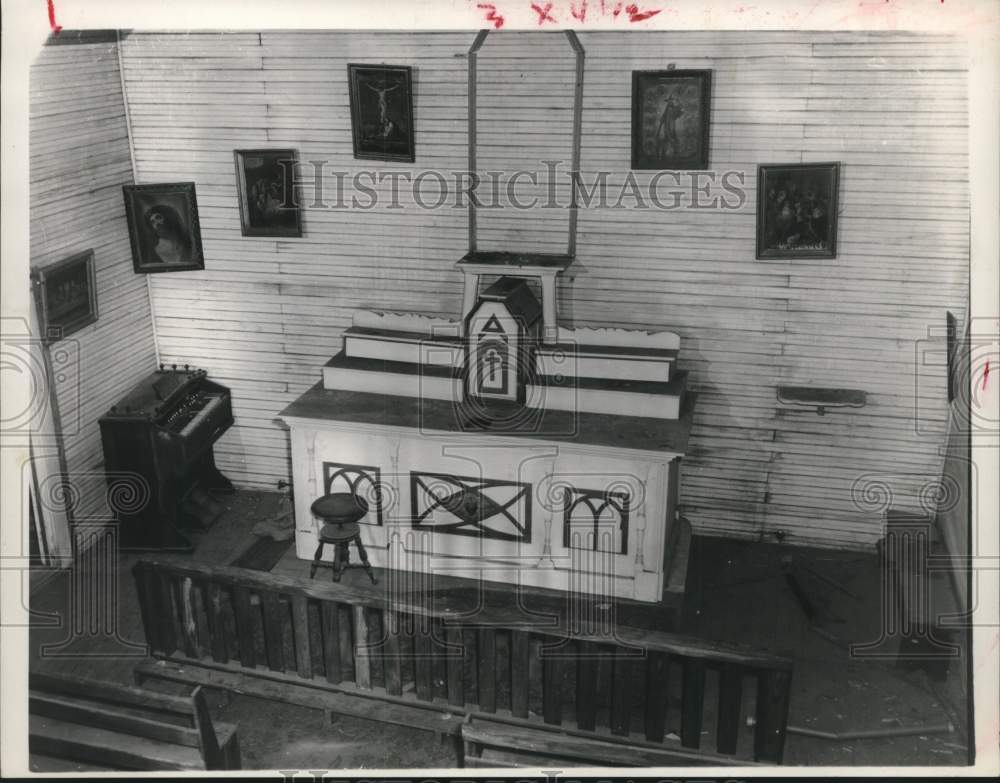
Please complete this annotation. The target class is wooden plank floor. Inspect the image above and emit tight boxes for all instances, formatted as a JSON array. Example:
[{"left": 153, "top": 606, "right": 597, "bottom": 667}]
[
  {"left": 27, "top": 489, "right": 971, "bottom": 769},
  {"left": 28, "top": 491, "right": 288, "bottom": 685}
]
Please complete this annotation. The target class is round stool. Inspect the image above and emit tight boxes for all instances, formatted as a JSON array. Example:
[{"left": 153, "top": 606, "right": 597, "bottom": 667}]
[{"left": 309, "top": 492, "right": 377, "bottom": 584}]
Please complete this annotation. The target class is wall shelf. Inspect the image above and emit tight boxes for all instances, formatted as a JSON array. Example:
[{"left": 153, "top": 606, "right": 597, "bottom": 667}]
[{"left": 777, "top": 386, "right": 867, "bottom": 416}]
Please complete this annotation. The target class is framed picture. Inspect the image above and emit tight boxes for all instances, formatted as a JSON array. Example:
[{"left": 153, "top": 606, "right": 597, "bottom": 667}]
[
  {"left": 348, "top": 64, "right": 415, "bottom": 162},
  {"left": 757, "top": 163, "right": 840, "bottom": 259},
  {"left": 631, "top": 70, "right": 712, "bottom": 170},
  {"left": 234, "top": 149, "right": 302, "bottom": 237},
  {"left": 946, "top": 310, "right": 960, "bottom": 404},
  {"left": 31, "top": 250, "right": 98, "bottom": 343},
  {"left": 122, "top": 182, "right": 205, "bottom": 273}
]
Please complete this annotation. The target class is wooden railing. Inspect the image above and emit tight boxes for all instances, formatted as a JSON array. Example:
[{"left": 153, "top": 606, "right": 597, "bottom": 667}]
[{"left": 133, "top": 556, "right": 793, "bottom": 763}]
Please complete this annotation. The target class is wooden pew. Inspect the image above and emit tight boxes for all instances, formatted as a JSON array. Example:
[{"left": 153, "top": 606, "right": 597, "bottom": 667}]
[
  {"left": 29, "top": 671, "right": 241, "bottom": 771},
  {"left": 460, "top": 716, "right": 766, "bottom": 767}
]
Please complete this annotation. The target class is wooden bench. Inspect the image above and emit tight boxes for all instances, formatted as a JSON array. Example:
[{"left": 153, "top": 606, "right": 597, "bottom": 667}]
[
  {"left": 460, "top": 716, "right": 766, "bottom": 768},
  {"left": 29, "top": 671, "right": 241, "bottom": 771}
]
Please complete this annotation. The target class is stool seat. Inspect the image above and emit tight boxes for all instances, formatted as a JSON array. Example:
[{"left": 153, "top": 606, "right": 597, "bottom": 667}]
[
  {"left": 309, "top": 491, "right": 377, "bottom": 585},
  {"left": 310, "top": 492, "right": 368, "bottom": 525},
  {"left": 319, "top": 522, "right": 360, "bottom": 542}
]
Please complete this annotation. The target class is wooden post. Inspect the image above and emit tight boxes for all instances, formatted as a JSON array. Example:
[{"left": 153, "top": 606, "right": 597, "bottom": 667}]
[
  {"left": 414, "top": 623, "right": 433, "bottom": 701},
  {"left": 232, "top": 586, "right": 256, "bottom": 669},
  {"left": 680, "top": 659, "right": 706, "bottom": 748},
  {"left": 477, "top": 629, "right": 496, "bottom": 713},
  {"left": 204, "top": 582, "right": 228, "bottom": 663},
  {"left": 540, "top": 273, "right": 558, "bottom": 342},
  {"left": 609, "top": 651, "right": 631, "bottom": 736},
  {"left": 291, "top": 594, "right": 312, "bottom": 679},
  {"left": 461, "top": 273, "right": 479, "bottom": 321},
  {"left": 132, "top": 563, "right": 158, "bottom": 654},
  {"left": 191, "top": 686, "right": 223, "bottom": 770},
  {"left": 644, "top": 650, "right": 669, "bottom": 742},
  {"left": 716, "top": 664, "right": 743, "bottom": 755},
  {"left": 575, "top": 641, "right": 597, "bottom": 731},
  {"left": 753, "top": 669, "right": 792, "bottom": 763},
  {"left": 542, "top": 654, "right": 562, "bottom": 726},
  {"left": 353, "top": 606, "right": 372, "bottom": 690},
  {"left": 510, "top": 630, "right": 529, "bottom": 719},
  {"left": 446, "top": 625, "right": 464, "bottom": 707},
  {"left": 466, "top": 29, "right": 490, "bottom": 254},
  {"left": 260, "top": 592, "right": 285, "bottom": 672},
  {"left": 384, "top": 610, "right": 403, "bottom": 697},
  {"left": 320, "top": 601, "right": 342, "bottom": 684}
]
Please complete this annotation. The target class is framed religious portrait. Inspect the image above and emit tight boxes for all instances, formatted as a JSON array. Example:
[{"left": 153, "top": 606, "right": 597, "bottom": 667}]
[
  {"left": 234, "top": 149, "right": 302, "bottom": 237},
  {"left": 631, "top": 69, "right": 712, "bottom": 170},
  {"left": 756, "top": 163, "right": 840, "bottom": 259},
  {"left": 122, "top": 182, "right": 205, "bottom": 273},
  {"left": 348, "top": 64, "right": 415, "bottom": 162},
  {"left": 31, "top": 250, "right": 99, "bottom": 343}
]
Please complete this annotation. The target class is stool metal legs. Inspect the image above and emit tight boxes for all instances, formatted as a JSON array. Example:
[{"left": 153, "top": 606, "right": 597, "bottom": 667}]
[
  {"left": 310, "top": 541, "right": 324, "bottom": 579},
  {"left": 309, "top": 534, "right": 377, "bottom": 585}
]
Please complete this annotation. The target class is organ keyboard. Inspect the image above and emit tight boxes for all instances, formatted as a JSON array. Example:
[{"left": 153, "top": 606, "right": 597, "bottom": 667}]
[{"left": 99, "top": 365, "right": 234, "bottom": 551}]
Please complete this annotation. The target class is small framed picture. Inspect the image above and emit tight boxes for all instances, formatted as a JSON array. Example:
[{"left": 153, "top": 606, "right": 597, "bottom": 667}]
[
  {"left": 31, "top": 250, "right": 98, "bottom": 343},
  {"left": 757, "top": 163, "right": 840, "bottom": 259},
  {"left": 122, "top": 182, "right": 205, "bottom": 273},
  {"left": 631, "top": 70, "right": 712, "bottom": 170},
  {"left": 348, "top": 64, "right": 415, "bottom": 162},
  {"left": 234, "top": 149, "right": 302, "bottom": 237}
]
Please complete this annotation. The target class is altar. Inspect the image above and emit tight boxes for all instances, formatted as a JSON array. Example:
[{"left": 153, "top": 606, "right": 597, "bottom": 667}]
[{"left": 279, "top": 253, "right": 696, "bottom": 603}]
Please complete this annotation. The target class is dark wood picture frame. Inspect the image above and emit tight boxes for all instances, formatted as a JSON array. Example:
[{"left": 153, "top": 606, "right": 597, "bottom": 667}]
[
  {"left": 756, "top": 163, "right": 840, "bottom": 259},
  {"left": 631, "top": 69, "right": 712, "bottom": 170},
  {"left": 122, "top": 182, "right": 205, "bottom": 273},
  {"left": 348, "top": 63, "right": 415, "bottom": 162},
  {"left": 946, "top": 310, "right": 959, "bottom": 404},
  {"left": 31, "top": 249, "right": 99, "bottom": 343},
  {"left": 233, "top": 149, "right": 302, "bottom": 237}
]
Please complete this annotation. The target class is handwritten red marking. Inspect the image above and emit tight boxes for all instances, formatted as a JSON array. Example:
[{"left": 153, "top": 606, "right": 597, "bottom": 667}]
[
  {"left": 626, "top": 3, "right": 661, "bottom": 22},
  {"left": 604, "top": 0, "right": 625, "bottom": 17},
  {"left": 532, "top": 2, "right": 557, "bottom": 23},
  {"left": 47, "top": 0, "right": 62, "bottom": 34},
  {"left": 477, "top": 2, "right": 505, "bottom": 28},
  {"left": 983, "top": 359, "right": 990, "bottom": 391},
  {"left": 571, "top": 1, "right": 588, "bottom": 22}
]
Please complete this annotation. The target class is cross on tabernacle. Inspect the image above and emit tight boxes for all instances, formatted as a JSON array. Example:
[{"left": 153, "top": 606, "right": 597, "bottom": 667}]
[{"left": 484, "top": 347, "right": 503, "bottom": 381}]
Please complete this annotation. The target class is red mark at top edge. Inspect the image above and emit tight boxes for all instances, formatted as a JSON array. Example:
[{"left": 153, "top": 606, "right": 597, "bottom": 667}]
[
  {"left": 532, "top": 2, "right": 557, "bottom": 24},
  {"left": 48, "top": 0, "right": 62, "bottom": 34},
  {"left": 626, "top": 4, "right": 661, "bottom": 22},
  {"left": 477, "top": 3, "right": 505, "bottom": 28},
  {"left": 983, "top": 359, "right": 990, "bottom": 391}
]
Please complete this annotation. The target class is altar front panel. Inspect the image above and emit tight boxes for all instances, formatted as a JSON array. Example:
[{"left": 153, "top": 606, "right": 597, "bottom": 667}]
[{"left": 289, "top": 420, "right": 680, "bottom": 602}]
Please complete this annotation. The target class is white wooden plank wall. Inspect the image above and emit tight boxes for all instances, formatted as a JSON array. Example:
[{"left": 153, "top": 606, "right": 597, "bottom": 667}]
[
  {"left": 116, "top": 30, "right": 968, "bottom": 550},
  {"left": 120, "top": 31, "right": 472, "bottom": 492},
  {"left": 572, "top": 31, "right": 968, "bottom": 548},
  {"left": 30, "top": 36, "right": 159, "bottom": 525},
  {"left": 474, "top": 32, "right": 576, "bottom": 253}
]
